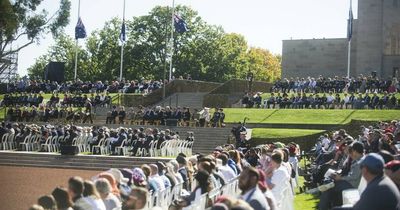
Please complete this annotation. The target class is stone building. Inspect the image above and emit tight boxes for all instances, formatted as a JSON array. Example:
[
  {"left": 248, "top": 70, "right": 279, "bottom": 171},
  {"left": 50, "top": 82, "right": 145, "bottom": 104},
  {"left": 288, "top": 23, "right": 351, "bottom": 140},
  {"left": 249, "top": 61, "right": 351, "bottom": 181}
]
[{"left": 282, "top": 0, "right": 400, "bottom": 79}]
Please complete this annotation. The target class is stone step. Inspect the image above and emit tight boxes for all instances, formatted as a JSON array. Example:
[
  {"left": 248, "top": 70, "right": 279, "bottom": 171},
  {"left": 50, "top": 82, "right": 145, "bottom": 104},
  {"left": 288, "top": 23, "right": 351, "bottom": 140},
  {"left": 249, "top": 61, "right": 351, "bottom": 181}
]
[{"left": 0, "top": 151, "right": 172, "bottom": 170}]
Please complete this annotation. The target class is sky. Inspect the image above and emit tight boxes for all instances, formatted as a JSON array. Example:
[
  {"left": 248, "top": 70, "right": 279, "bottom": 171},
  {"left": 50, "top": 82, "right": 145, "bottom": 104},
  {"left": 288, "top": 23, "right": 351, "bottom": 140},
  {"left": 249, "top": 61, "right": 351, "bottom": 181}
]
[{"left": 15, "top": 0, "right": 358, "bottom": 76}]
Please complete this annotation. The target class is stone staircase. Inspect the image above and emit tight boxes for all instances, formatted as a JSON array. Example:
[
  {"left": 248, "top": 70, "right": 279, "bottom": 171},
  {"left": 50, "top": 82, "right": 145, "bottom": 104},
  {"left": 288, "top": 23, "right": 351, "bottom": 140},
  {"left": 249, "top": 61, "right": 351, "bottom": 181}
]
[
  {"left": 0, "top": 151, "right": 172, "bottom": 170},
  {"left": 153, "top": 92, "right": 208, "bottom": 109}
]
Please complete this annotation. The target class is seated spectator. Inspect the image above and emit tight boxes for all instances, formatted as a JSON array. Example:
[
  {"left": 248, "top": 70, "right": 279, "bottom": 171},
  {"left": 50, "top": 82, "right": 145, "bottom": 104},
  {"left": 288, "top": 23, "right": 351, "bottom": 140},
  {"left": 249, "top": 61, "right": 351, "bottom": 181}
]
[
  {"left": 122, "top": 187, "right": 148, "bottom": 210},
  {"left": 319, "top": 141, "right": 364, "bottom": 210},
  {"left": 68, "top": 176, "right": 92, "bottom": 210},
  {"left": 37, "top": 195, "right": 57, "bottom": 210},
  {"left": 82, "top": 180, "right": 106, "bottom": 210},
  {"left": 217, "top": 153, "right": 236, "bottom": 182},
  {"left": 172, "top": 170, "right": 213, "bottom": 209},
  {"left": 352, "top": 153, "right": 400, "bottom": 210},
  {"left": 52, "top": 187, "right": 73, "bottom": 210},
  {"left": 385, "top": 160, "right": 400, "bottom": 190},
  {"left": 95, "top": 178, "right": 121, "bottom": 210},
  {"left": 239, "top": 167, "right": 270, "bottom": 210}
]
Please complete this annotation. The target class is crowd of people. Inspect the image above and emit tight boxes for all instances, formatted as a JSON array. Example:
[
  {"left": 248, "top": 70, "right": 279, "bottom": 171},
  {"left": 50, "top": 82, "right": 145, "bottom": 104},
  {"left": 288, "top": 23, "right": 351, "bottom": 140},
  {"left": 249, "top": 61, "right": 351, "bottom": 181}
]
[
  {"left": 6, "top": 79, "right": 164, "bottom": 94},
  {"left": 5, "top": 121, "right": 400, "bottom": 210},
  {"left": 242, "top": 91, "right": 399, "bottom": 109},
  {"left": 106, "top": 106, "right": 226, "bottom": 128},
  {"left": 272, "top": 76, "right": 399, "bottom": 94},
  {"left": 0, "top": 122, "right": 194, "bottom": 157},
  {"left": 1, "top": 92, "right": 112, "bottom": 108},
  {"left": 303, "top": 120, "right": 400, "bottom": 210},
  {"left": 26, "top": 132, "right": 303, "bottom": 210}
]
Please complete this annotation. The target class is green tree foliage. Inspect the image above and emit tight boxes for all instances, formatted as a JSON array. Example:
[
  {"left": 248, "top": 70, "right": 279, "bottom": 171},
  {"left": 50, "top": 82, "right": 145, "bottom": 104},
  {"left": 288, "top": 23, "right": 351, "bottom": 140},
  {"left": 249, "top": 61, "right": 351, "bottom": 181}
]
[
  {"left": 28, "top": 5, "right": 281, "bottom": 82},
  {"left": 0, "top": 0, "right": 71, "bottom": 75}
]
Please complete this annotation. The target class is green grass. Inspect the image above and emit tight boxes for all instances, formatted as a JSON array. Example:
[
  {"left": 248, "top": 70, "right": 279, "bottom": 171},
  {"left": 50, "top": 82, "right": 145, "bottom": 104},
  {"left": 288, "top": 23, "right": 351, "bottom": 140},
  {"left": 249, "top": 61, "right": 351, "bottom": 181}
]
[
  {"left": 345, "top": 110, "right": 400, "bottom": 122},
  {"left": 252, "top": 128, "right": 325, "bottom": 139},
  {"left": 294, "top": 175, "right": 319, "bottom": 210},
  {"left": 223, "top": 109, "right": 277, "bottom": 123},
  {"left": 223, "top": 108, "right": 400, "bottom": 125}
]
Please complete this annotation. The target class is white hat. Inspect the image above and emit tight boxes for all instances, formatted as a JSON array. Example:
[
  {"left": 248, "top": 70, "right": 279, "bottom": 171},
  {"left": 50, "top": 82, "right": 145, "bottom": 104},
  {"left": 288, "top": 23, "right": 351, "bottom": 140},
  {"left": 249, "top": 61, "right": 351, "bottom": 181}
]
[{"left": 106, "top": 168, "right": 129, "bottom": 185}]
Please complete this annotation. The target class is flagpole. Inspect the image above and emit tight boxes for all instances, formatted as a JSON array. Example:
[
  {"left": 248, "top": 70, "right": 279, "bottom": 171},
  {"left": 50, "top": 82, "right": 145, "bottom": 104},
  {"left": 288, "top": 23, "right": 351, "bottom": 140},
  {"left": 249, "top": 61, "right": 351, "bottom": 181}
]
[
  {"left": 347, "top": 39, "right": 351, "bottom": 78},
  {"left": 347, "top": 0, "right": 352, "bottom": 79},
  {"left": 119, "top": 0, "right": 126, "bottom": 81},
  {"left": 74, "top": 0, "right": 81, "bottom": 81},
  {"left": 169, "top": 0, "right": 175, "bottom": 81}
]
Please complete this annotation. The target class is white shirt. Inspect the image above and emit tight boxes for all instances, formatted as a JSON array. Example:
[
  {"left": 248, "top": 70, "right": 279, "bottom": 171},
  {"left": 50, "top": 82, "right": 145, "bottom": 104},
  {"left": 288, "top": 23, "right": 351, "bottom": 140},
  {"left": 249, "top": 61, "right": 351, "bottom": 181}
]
[
  {"left": 102, "top": 193, "right": 121, "bottom": 210},
  {"left": 83, "top": 196, "right": 106, "bottom": 210},
  {"left": 271, "top": 165, "right": 290, "bottom": 206},
  {"left": 149, "top": 174, "right": 166, "bottom": 191},
  {"left": 218, "top": 165, "right": 236, "bottom": 182},
  {"left": 327, "top": 95, "right": 335, "bottom": 103},
  {"left": 265, "top": 190, "right": 278, "bottom": 210},
  {"left": 321, "top": 137, "right": 331, "bottom": 150}
]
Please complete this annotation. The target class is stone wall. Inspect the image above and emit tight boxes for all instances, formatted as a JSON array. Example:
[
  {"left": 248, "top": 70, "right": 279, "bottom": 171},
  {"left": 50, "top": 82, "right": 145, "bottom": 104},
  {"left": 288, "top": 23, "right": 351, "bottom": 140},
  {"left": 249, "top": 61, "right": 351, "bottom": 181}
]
[
  {"left": 203, "top": 79, "right": 273, "bottom": 108},
  {"left": 121, "top": 80, "right": 221, "bottom": 107},
  {"left": 281, "top": 0, "right": 400, "bottom": 79},
  {"left": 282, "top": 38, "right": 348, "bottom": 78}
]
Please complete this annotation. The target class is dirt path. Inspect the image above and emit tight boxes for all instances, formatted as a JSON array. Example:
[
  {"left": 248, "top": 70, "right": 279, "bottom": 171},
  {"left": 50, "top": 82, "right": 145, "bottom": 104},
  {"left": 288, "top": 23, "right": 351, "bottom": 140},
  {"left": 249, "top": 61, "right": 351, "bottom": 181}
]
[{"left": 0, "top": 166, "right": 102, "bottom": 210}]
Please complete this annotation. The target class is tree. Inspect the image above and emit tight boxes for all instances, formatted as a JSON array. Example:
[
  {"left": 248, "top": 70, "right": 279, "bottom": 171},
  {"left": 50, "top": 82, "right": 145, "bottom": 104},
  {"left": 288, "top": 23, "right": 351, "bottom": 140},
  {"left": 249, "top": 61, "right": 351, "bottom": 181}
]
[
  {"left": 0, "top": 0, "right": 71, "bottom": 75},
  {"left": 246, "top": 47, "right": 281, "bottom": 82},
  {"left": 28, "top": 5, "right": 282, "bottom": 82},
  {"left": 27, "top": 34, "right": 88, "bottom": 81}
]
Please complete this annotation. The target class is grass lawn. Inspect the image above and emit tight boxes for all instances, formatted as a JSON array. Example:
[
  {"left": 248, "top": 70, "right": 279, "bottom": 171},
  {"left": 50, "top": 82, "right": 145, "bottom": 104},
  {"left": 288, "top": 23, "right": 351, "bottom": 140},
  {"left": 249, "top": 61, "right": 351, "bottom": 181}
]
[
  {"left": 223, "top": 108, "right": 400, "bottom": 124},
  {"left": 223, "top": 109, "right": 277, "bottom": 124},
  {"left": 345, "top": 110, "right": 400, "bottom": 123},
  {"left": 294, "top": 176, "right": 319, "bottom": 210},
  {"left": 252, "top": 128, "right": 325, "bottom": 139}
]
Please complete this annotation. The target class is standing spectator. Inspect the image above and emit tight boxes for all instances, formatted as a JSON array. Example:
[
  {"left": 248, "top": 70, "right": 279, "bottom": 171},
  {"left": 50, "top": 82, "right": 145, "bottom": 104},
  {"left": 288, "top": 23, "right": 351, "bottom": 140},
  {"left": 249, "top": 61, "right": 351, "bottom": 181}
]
[
  {"left": 110, "top": 106, "right": 118, "bottom": 124},
  {"left": 118, "top": 106, "right": 126, "bottom": 124},
  {"left": 267, "top": 152, "right": 291, "bottom": 210}
]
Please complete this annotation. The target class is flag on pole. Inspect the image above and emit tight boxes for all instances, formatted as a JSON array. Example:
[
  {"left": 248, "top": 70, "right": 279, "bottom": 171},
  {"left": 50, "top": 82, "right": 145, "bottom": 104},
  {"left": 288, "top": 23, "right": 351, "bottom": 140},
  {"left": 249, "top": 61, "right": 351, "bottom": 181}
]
[
  {"left": 120, "top": 21, "right": 126, "bottom": 42},
  {"left": 174, "top": 14, "right": 188, "bottom": 33},
  {"left": 347, "top": 6, "right": 353, "bottom": 41},
  {"left": 75, "top": 17, "right": 87, "bottom": 39}
]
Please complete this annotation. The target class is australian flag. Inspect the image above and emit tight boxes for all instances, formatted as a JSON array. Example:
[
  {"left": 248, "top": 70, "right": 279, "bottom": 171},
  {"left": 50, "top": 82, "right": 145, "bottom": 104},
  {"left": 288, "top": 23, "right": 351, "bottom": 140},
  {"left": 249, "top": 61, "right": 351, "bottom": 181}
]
[
  {"left": 347, "top": 6, "right": 353, "bottom": 41},
  {"left": 120, "top": 21, "right": 126, "bottom": 42},
  {"left": 75, "top": 17, "right": 87, "bottom": 39},
  {"left": 174, "top": 15, "right": 188, "bottom": 33}
]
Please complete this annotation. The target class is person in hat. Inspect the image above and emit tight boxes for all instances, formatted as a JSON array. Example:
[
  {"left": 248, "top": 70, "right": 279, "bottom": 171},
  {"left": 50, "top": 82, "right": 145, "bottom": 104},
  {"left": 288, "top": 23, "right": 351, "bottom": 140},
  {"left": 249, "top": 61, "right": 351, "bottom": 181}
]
[
  {"left": 199, "top": 107, "right": 210, "bottom": 127},
  {"left": 352, "top": 153, "right": 400, "bottom": 210},
  {"left": 385, "top": 160, "right": 400, "bottom": 190},
  {"left": 239, "top": 167, "right": 270, "bottom": 210},
  {"left": 176, "top": 155, "right": 189, "bottom": 191}
]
